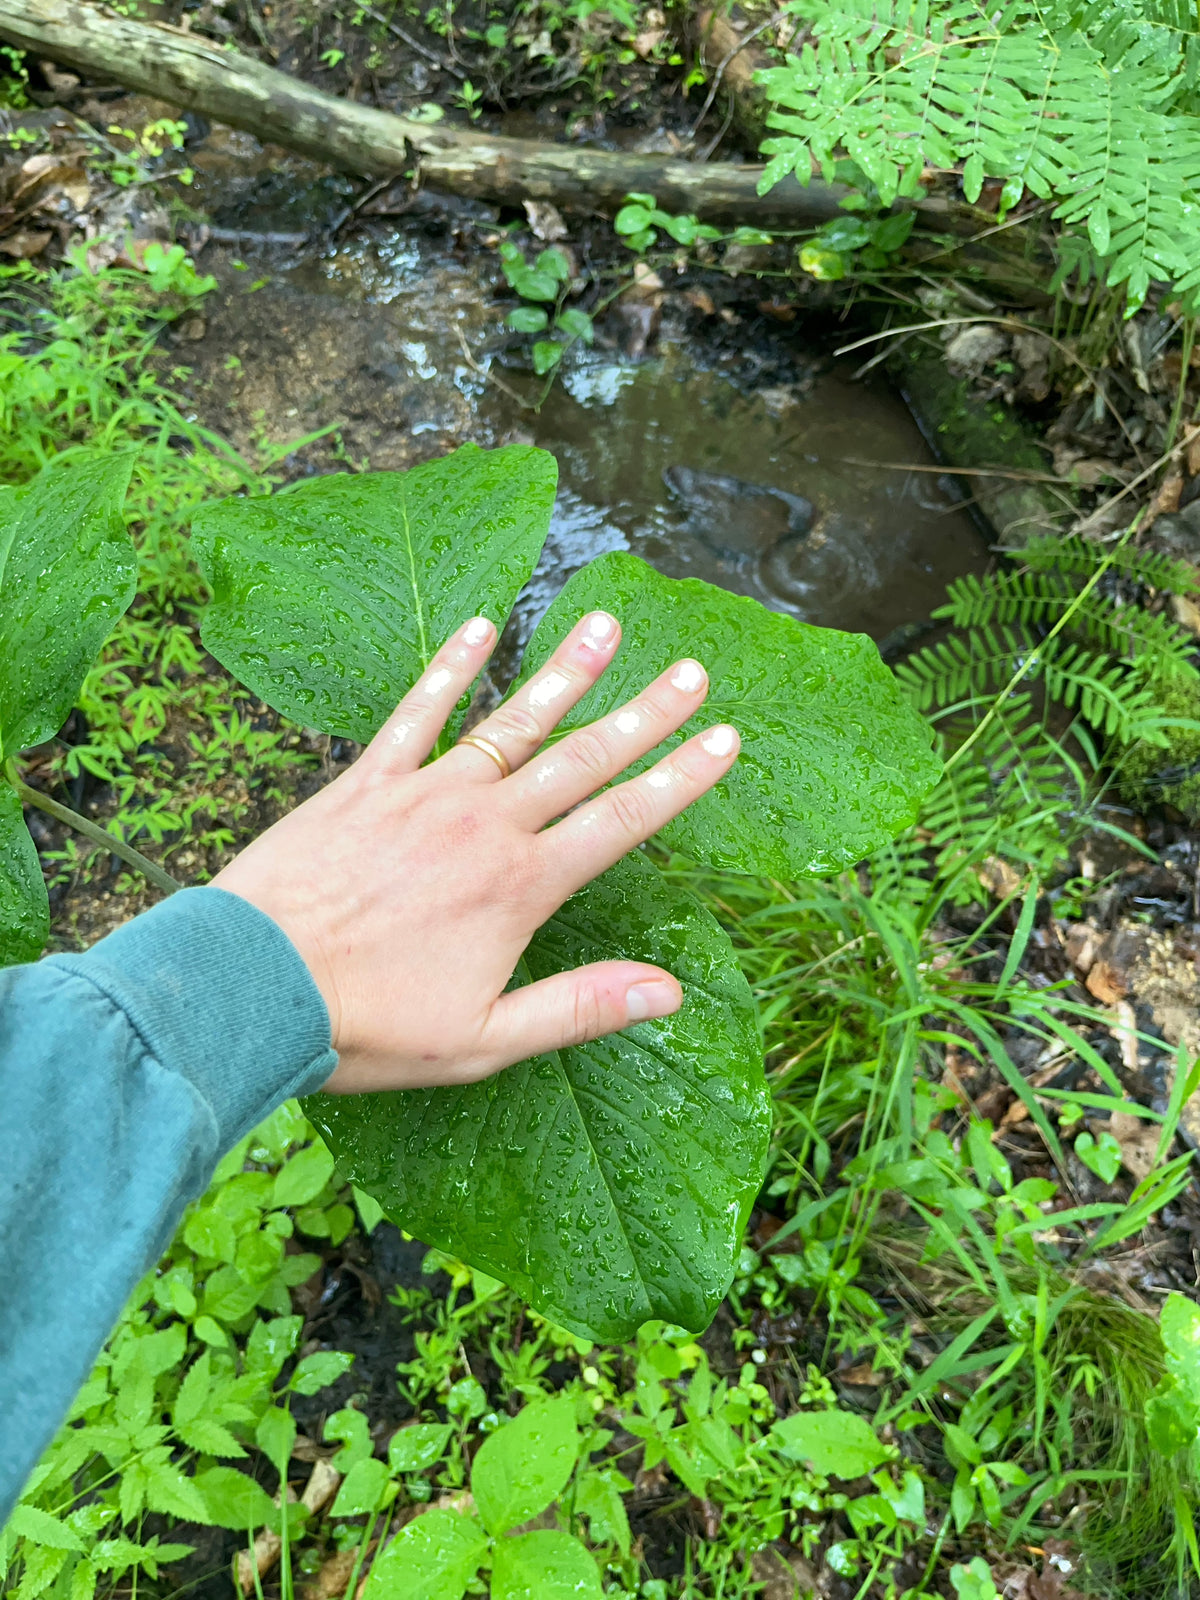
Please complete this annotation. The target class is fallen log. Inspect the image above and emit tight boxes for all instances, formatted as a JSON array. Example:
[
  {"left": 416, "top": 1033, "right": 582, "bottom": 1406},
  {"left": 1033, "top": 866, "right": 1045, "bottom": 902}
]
[{"left": 0, "top": 0, "right": 853, "bottom": 225}]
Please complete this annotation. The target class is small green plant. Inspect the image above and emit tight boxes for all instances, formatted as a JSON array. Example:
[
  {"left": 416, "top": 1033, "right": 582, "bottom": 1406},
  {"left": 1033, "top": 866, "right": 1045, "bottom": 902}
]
[
  {"left": 453, "top": 77, "right": 485, "bottom": 118},
  {"left": 0, "top": 1104, "right": 360, "bottom": 1599},
  {"left": 498, "top": 241, "right": 592, "bottom": 374},
  {"left": 797, "top": 207, "right": 916, "bottom": 281},
  {"left": 612, "top": 193, "right": 777, "bottom": 259},
  {"left": 0, "top": 45, "right": 29, "bottom": 109},
  {"left": 613, "top": 192, "right": 724, "bottom": 253},
  {"left": 101, "top": 119, "right": 193, "bottom": 188}
]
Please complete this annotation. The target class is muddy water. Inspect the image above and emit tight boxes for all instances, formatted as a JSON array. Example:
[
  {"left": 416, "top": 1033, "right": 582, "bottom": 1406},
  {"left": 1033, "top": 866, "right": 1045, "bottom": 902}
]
[{"left": 184, "top": 146, "right": 986, "bottom": 650}]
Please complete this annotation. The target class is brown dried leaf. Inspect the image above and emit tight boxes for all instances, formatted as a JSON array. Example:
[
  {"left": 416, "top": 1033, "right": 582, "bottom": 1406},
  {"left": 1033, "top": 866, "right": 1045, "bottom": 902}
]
[
  {"left": 1085, "top": 959, "right": 1128, "bottom": 1005},
  {"left": 628, "top": 261, "right": 664, "bottom": 296},
  {"left": 632, "top": 26, "right": 667, "bottom": 54},
  {"left": 301, "top": 1548, "right": 360, "bottom": 1600},
  {"left": 522, "top": 199, "right": 567, "bottom": 241},
  {"left": 1064, "top": 922, "right": 1099, "bottom": 975},
  {"left": 0, "top": 229, "right": 50, "bottom": 258},
  {"left": 976, "top": 855, "right": 1023, "bottom": 899},
  {"left": 1172, "top": 593, "right": 1200, "bottom": 637},
  {"left": 750, "top": 1545, "right": 819, "bottom": 1600},
  {"left": 302, "top": 1457, "right": 342, "bottom": 1514},
  {"left": 1109, "top": 1109, "right": 1160, "bottom": 1183},
  {"left": 839, "top": 1362, "right": 885, "bottom": 1385},
  {"left": 1147, "top": 469, "right": 1184, "bottom": 520}
]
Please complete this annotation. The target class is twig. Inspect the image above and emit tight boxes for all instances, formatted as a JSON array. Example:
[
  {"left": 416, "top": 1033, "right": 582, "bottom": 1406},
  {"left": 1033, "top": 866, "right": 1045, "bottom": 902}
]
[
  {"left": 452, "top": 325, "right": 533, "bottom": 409},
  {"left": 838, "top": 456, "right": 1077, "bottom": 484},
  {"left": 204, "top": 227, "right": 312, "bottom": 246},
  {"left": 12, "top": 775, "right": 183, "bottom": 896},
  {"left": 688, "top": 14, "right": 780, "bottom": 146},
  {"left": 354, "top": 2, "right": 467, "bottom": 78}
]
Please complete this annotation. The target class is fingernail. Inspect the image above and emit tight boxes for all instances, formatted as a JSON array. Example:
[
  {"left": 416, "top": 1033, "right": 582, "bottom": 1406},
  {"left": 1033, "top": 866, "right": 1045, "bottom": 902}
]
[
  {"left": 671, "top": 658, "right": 706, "bottom": 693},
  {"left": 701, "top": 724, "right": 737, "bottom": 757},
  {"left": 626, "top": 979, "right": 679, "bottom": 1023},
  {"left": 463, "top": 616, "right": 492, "bottom": 647},
  {"left": 580, "top": 611, "right": 617, "bottom": 650}
]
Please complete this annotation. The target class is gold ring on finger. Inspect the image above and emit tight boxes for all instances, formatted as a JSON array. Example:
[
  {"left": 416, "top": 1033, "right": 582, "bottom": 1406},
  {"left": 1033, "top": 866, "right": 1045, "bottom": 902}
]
[{"left": 456, "top": 734, "right": 511, "bottom": 779}]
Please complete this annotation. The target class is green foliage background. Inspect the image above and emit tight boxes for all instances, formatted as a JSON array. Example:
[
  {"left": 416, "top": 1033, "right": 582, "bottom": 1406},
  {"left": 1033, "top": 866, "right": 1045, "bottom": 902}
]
[{"left": 758, "top": 0, "right": 1200, "bottom": 306}]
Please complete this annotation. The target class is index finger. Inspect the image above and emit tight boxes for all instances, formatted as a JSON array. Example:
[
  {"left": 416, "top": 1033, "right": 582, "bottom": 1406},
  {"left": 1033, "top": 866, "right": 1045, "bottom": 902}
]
[{"left": 539, "top": 723, "right": 740, "bottom": 895}]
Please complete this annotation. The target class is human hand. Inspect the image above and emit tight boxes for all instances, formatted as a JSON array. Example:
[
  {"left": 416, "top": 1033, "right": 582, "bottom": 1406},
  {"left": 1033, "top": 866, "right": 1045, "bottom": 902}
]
[{"left": 213, "top": 610, "right": 739, "bottom": 1093}]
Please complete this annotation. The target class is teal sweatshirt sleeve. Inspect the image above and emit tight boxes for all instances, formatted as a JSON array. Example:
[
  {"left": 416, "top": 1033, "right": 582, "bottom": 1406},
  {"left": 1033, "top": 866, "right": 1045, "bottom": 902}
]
[{"left": 0, "top": 886, "right": 338, "bottom": 1523}]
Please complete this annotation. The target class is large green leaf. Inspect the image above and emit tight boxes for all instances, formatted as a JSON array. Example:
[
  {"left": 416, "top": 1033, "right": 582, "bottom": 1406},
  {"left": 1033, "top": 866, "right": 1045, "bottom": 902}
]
[
  {"left": 363, "top": 1509, "right": 487, "bottom": 1600},
  {"left": 515, "top": 552, "right": 941, "bottom": 878},
  {"left": 490, "top": 1530, "right": 603, "bottom": 1600},
  {"left": 0, "top": 454, "right": 135, "bottom": 759},
  {"left": 0, "top": 782, "right": 48, "bottom": 966},
  {"left": 192, "top": 445, "right": 558, "bottom": 743},
  {"left": 471, "top": 1396, "right": 579, "bottom": 1535},
  {"left": 308, "top": 851, "right": 769, "bottom": 1342}
]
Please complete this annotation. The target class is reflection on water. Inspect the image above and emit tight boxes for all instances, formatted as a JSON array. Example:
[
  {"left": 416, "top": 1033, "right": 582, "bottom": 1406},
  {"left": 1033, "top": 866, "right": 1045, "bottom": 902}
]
[{"left": 527, "top": 346, "right": 986, "bottom": 644}]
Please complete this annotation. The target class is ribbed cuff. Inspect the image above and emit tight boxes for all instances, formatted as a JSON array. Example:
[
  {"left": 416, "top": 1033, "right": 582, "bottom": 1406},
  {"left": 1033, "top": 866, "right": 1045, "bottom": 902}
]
[{"left": 52, "top": 887, "right": 338, "bottom": 1152}]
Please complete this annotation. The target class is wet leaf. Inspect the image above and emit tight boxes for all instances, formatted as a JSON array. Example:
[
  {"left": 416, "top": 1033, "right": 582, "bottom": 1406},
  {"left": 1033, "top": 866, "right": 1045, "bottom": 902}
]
[
  {"left": 0, "top": 453, "right": 135, "bottom": 759},
  {"left": 0, "top": 781, "right": 48, "bottom": 967},
  {"left": 771, "top": 1408, "right": 892, "bottom": 1476},
  {"left": 193, "top": 445, "right": 557, "bottom": 744},
  {"left": 191, "top": 1467, "right": 277, "bottom": 1530},
  {"left": 388, "top": 1423, "right": 453, "bottom": 1473},
  {"left": 1074, "top": 1129, "right": 1122, "bottom": 1184},
  {"left": 490, "top": 1530, "right": 602, "bottom": 1599},
  {"left": 507, "top": 306, "right": 548, "bottom": 333},
  {"left": 515, "top": 553, "right": 941, "bottom": 877},
  {"left": 308, "top": 851, "right": 769, "bottom": 1341},
  {"left": 471, "top": 1396, "right": 578, "bottom": 1535},
  {"left": 363, "top": 1509, "right": 487, "bottom": 1600},
  {"left": 330, "top": 1458, "right": 390, "bottom": 1516}
]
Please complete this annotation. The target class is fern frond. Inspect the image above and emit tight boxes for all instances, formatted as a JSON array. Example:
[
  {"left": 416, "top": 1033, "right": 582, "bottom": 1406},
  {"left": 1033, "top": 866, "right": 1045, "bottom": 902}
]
[
  {"left": 930, "top": 567, "right": 1200, "bottom": 680},
  {"left": 1018, "top": 535, "right": 1200, "bottom": 594},
  {"left": 1041, "top": 643, "right": 1170, "bottom": 741},
  {"left": 1045, "top": 0, "right": 1200, "bottom": 98},
  {"left": 934, "top": 570, "right": 1072, "bottom": 629},
  {"left": 764, "top": 0, "right": 1200, "bottom": 301},
  {"left": 894, "top": 623, "right": 1035, "bottom": 710},
  {"left": 1069, "top": 595, "right": 1200, "bottom": 679}
]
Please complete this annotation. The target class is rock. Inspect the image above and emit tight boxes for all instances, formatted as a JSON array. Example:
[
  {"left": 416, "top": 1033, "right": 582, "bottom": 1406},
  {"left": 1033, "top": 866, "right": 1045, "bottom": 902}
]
[
  {"left": 1149, "top": 497, "right": 1200, "bottom": 565},
  {"left": 1126, "top": 927, "right": 1200, "bottom": 1147},
  {"left": 1012, "top": 330, "right": 1052, "bottom": 401},
  {"left": 944, "top": 323, "right": 1008, "bottom": 379},
  {"left": 663, "top": 465, "right": 813, "bottom": 558}
]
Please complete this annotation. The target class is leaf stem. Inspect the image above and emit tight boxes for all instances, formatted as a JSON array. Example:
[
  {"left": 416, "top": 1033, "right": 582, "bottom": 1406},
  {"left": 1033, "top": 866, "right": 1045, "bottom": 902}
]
[{"left": 7, "top": 767, "right": 183, "bottom": 896}]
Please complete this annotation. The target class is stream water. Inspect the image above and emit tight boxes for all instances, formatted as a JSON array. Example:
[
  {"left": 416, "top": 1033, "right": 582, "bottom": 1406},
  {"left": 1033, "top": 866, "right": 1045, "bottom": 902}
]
[{"left": 183, "top": 137, "right": 988, "bottom": 654}]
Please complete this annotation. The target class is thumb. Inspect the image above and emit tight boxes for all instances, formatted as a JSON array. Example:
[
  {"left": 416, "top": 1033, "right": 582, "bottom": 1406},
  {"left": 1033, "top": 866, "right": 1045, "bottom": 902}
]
[{"left": 480, "top": 962, "right": 682, "bottom": 1072}]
